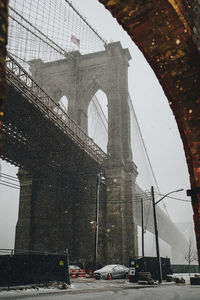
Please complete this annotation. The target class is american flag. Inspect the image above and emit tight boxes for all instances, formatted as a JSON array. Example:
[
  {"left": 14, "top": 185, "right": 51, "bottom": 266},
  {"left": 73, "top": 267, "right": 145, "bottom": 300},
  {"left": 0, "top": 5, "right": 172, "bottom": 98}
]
[{"left": 71, "top": 35, "right": 80, "bottom": 47}]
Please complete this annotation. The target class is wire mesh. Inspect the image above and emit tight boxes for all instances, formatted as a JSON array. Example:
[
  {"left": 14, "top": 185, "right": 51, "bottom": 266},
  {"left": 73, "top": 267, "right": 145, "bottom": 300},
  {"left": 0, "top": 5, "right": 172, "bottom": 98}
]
[{"left": 8, "top": 0, "right": 106, "bottom": 72}]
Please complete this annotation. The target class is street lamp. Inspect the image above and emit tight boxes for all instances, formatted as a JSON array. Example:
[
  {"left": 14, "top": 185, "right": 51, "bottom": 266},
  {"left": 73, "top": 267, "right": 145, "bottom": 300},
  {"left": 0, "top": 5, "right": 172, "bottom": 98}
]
[
  {"left": 94, "top": 173, "right": 105, "bottom": 269},
  {"left": 151, "top": 186, "right": 184, "bottom": 283},
  {"left": 141, "top": 198, "right": 145, "bottom": 257}
]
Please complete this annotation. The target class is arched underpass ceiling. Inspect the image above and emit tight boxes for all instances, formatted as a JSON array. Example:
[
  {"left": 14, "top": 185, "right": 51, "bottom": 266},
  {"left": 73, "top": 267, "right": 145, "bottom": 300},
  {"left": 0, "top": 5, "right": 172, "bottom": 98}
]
[{"left": 98, "top": 0, "right": 200, "bottom": 263}]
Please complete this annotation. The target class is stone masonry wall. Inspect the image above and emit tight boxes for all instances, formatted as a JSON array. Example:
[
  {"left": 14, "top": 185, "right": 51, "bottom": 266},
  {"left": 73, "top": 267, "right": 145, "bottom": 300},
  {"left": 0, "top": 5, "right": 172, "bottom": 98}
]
[{"left": 16, "top": 42, "right": 139, "bottom": 265}]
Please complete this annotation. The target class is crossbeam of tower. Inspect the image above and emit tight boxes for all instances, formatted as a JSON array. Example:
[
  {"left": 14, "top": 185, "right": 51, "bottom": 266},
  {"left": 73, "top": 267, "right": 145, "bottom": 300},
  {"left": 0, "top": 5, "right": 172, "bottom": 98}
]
[{"left": 5, "top": 53, "right": 107, "bottom": 164}]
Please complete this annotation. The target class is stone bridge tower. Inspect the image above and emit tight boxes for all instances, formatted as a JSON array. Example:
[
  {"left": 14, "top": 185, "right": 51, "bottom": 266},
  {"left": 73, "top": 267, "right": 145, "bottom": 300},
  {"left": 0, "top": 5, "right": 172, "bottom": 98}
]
[{"left": 22, "top": 42, "right": 138, "bottom": 264}]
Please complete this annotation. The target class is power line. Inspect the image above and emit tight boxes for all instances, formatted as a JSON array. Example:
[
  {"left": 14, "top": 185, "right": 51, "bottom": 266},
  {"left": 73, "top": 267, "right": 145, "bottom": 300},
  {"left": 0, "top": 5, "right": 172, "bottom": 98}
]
[
  {"left": 77, "top": 197, "right": 153, "bottom": 204},
  {"left": 0, "top": 172, "right": 18, "bottom": 179},
  {"left": 0, "top": 182, "right": 20, "bottom": 190},
  {"left": 0, "top": 179, "right": 19, "bottom": 187},
  {"left": 0, "top": 173, "right": 19, "bottom": 182},
  {"left": 0, "top": 171, "right": 20, "bottom": 189}
]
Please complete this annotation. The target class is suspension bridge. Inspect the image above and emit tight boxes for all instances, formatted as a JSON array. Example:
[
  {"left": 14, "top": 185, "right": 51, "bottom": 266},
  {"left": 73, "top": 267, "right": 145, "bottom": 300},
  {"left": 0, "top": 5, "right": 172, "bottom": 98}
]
[{"left": 1, "top": 0, "right": 188, "bottom": 265}]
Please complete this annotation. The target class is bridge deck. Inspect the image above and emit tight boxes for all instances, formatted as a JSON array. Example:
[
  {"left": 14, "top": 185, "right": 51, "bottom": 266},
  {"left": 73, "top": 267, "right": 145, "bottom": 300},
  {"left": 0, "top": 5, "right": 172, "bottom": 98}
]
[{"left": 4, "top": 53, "right": 107, "bottom": 166}]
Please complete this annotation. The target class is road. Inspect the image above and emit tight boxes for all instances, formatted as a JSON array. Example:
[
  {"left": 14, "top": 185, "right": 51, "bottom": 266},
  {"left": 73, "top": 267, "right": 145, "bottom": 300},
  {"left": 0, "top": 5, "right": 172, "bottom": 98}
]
[{"left": 0, "top": 284, "right": 200, "bottom": 300}]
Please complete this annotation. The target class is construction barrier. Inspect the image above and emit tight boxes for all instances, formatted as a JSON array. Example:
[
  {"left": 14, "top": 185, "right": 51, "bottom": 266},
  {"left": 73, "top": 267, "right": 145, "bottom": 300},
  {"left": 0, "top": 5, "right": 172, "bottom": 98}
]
[
  {"left": 89, "top": 269, "right": 93, "bottom": 278},
  {"left": 71, "top": 269, "right": 76, "bottom": 278},
  {"left": 78, "top": 269, "right": 86, "bottom": 278}
]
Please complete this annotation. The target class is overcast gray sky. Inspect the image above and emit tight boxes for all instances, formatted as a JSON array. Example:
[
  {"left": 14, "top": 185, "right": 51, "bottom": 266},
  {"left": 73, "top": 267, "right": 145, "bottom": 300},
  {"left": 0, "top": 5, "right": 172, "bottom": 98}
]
[{"left": 0, "top": 0, "right": 195, "bottom": 257}]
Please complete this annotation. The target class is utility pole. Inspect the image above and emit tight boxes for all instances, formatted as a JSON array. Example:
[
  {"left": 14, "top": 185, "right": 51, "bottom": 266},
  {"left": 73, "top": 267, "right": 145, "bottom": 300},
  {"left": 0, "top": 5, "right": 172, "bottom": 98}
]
[
  {"left": 151, "top": 186, "right": 162, "bottom": 283},
  {"left": 141, "top": 199, "right": 144, "bottom": 257},
  {"left": 93, "top": 173, "right": 105, "bottom": 269},
  {"left": 151, "top": 186, "right": 184, "bottom": 283},
  {"left": 94, "top": 173, "right": 100, "bottom": 269}
]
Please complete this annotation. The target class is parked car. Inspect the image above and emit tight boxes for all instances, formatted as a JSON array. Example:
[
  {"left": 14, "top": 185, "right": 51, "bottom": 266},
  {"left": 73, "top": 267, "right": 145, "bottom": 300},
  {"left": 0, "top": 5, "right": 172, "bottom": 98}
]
[
  {"left": 69, "top": 265, "right": 80, "bottom": 277},
  {"left": 93, "top": 264, "right": 129, "bottom": 280}
]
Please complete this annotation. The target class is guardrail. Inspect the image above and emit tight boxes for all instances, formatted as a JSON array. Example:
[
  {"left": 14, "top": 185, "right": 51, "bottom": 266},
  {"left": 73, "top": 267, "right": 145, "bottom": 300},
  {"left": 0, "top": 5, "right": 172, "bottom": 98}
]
[{"left": 6, "top": 53, "right": 107, "bottom": 165}]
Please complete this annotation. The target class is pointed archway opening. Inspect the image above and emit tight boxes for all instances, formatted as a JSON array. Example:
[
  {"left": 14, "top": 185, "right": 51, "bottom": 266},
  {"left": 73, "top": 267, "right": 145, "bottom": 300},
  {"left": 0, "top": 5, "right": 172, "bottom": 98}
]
[
  {"left": 88, "top": 90, "right": 108, "bottom": 153},
  {"left": 59, "top": 95, "right": 68, "bottom": 113}
]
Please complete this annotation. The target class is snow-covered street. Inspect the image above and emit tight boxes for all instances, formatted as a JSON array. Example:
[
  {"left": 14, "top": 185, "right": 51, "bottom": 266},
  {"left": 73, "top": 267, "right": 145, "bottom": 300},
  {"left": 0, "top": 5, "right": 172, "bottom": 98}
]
[
  {"left": 0, "top": 276, "right": 200, "bottom": 300},
  {"left": 0, "top": 285, "right": 200, "bottom": 300}
]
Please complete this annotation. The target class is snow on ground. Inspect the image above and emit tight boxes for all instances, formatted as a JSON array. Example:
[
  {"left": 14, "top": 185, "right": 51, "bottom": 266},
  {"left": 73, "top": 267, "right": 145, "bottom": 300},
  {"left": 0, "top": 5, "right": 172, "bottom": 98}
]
[{"left": 173, "top": 273, "right": 200, "bottom": 284}]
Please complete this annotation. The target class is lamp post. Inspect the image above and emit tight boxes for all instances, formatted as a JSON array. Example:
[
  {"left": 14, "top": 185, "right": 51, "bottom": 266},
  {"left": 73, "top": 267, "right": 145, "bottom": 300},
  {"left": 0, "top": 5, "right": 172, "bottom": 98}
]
[
  {"left": 93, "top": 173, "right": 105, "bottom": 269},
  {"left": 151, "top": 186, "right": 184, "bottom": 283},
  {"left": 141, "top": 198, "right": 144, "bottom": 257}
]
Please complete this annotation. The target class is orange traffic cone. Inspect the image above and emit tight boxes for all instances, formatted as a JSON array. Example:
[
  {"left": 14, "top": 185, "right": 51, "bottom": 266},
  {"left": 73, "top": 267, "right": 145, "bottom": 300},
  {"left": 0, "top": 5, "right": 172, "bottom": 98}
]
[{"left": 107, "top": 273, "right": 112, "bottom": 280}]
